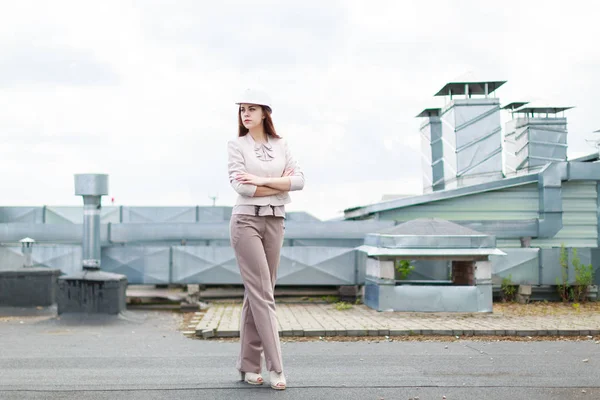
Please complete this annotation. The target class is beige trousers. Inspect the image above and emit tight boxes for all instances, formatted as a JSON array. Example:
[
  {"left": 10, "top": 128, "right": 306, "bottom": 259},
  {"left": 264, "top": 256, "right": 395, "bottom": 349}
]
[{"left": 230, "top": 213, "right": 285, "bottom": 374}]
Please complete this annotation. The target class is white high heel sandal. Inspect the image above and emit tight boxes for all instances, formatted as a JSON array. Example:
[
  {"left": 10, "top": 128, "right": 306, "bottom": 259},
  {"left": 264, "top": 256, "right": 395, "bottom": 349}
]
[
  {"left": 240, "top": 371, "right": 263, "bottom": 385},
  {"left": 269, "top": 371, "right": 286, "bottom": 390}
]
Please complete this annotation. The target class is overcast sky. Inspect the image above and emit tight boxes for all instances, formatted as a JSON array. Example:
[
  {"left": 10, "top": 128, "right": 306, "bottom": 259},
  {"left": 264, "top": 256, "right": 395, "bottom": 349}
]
[{"left": 1, "top": 0, "right": 598, "bottom": 220}]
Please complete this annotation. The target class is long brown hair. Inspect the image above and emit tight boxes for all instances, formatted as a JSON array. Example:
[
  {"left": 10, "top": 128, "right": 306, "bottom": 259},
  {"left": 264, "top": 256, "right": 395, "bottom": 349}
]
[{"left": 238, "top": 105, "right": 281, "bottom": 138}]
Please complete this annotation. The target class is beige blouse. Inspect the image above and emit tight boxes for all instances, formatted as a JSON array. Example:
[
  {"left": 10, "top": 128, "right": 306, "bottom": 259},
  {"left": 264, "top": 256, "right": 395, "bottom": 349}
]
[{"left": 227, "top": 134, "right": 305, "bottom": 216}]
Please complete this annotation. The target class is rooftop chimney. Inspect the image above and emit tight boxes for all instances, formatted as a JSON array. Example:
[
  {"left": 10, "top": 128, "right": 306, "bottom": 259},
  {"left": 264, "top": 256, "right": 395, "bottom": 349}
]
[
  {"left": 503, "top": 103, "right": 573, "bottom": 175},
  {"left": 433, "top": 77, "right": 506, "bottom": 189},
  {"left": 417, "top": 108, "right": 444, "bottom": 193}
]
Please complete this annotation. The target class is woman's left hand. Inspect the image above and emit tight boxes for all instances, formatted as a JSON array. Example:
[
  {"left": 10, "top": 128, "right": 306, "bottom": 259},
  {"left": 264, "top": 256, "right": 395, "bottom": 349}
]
[{"left": 235, "top": 173, "right": 268, "bottom": 186}]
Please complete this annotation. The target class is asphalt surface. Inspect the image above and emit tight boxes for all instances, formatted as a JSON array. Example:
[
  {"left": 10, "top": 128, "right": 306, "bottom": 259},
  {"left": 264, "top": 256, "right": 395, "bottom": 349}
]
[{"left": 1, "top": 308, "right": 599, "bottom": 399}]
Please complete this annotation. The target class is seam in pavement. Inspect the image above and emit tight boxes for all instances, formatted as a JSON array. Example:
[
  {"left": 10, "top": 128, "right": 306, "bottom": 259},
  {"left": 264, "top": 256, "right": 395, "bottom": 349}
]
[{"left": 463, "top": 343, "right": 488, "bottom": 354}]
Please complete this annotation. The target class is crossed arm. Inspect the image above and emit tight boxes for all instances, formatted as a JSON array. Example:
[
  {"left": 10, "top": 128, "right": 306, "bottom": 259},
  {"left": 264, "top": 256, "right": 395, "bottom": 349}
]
[
  {"left": 254, "top": 186, "right": 282, "bottom": 197},
  {"left": 228, "top": 139, "right": 305, "bottom": 198},
  {"left": 235, "top": 171, "right": 294, "bottom": 197}
]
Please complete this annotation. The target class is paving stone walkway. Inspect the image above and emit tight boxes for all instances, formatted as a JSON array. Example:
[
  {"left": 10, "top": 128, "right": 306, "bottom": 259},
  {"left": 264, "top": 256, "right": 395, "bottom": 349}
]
[{"left": 191, "top": 303, "right": 600, "bottom": 338}]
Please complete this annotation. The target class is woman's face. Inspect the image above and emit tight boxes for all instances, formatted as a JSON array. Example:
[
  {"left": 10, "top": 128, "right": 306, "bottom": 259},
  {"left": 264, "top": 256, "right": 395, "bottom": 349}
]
[{"left": 239, "top": 103, "right": 264, "bottom": 130}]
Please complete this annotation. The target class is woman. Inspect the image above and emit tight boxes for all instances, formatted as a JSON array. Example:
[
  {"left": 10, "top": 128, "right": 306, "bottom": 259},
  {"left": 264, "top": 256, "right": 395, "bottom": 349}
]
[{"left": 227, "top": 88, "right": 305, "bottom": 390}]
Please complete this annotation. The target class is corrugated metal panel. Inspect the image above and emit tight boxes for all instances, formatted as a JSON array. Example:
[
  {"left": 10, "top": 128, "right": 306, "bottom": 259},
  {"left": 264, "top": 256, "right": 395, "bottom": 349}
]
[
  {"left": 379, "top": 183, "right": 539, "bottom": 221},
  {"left": 172, "top": 246, "right": 357, "bottom": 285},
  {"left": 0, "top": 245, "right": 81, "bottom": 275},
  {"left": 285, "top": 211, "right": 321, "bottom": 222},
  {"left": 0, "top": 247, "right": 25, "bottom": 270},
  {"left": 592, "top": 249, "right": 600, "bottom": 286},
  {"left": 540, "top": 247, "right": 593, "bottom": 285},
  {"left": 532, "top": 181, "right": 598, "bottom": 248},
  {"left": 197, "top": 207, "right": 231, "bottom": 222},
  {"left": 378, "top": 180, "right": 597, "bottom": 248},
  {"left": 101, "top": 246, "right": 170, "bottom": 284},
  {"left": 109, "top": 221, "right": 394, "bottom": 244},
  {"left": 0, "top": 223, "right": 109, "bottom": 245},
  {"left": 489, "top": 248, "right": 539, "bottom": 285},
  {"left": 45, "top": 206, "right": 120, "bottom": 224},
  {"left": 277, "top": 247, "right": 356, "bottom": 286},
  {"left": 496, "top": 239, "right": 523, "bottom": 248},
  {"left": 344, "top": 173, "right": 539, "bottom": 220},
  {"left": 0, "top": 207, "right": 44, "bottom": 223},
  {"left": 121, "top": 207, "right": 197, "bottom": 223},
  {"left": 171, "top": 246, "right": 241, "bottom": 284}
]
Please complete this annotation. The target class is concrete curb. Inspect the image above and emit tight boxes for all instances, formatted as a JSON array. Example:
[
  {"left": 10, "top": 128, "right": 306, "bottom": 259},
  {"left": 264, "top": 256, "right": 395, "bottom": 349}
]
[{"left": 194, "top": 328, "right": 600, "bottom": 338}]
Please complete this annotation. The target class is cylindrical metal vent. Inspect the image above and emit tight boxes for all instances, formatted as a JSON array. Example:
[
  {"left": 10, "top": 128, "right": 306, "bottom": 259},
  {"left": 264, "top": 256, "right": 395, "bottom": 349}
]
[
  {"left": 20, "top": 237, "right": 35, "bottom": 268},
  {"left": 74, "top": 174, "right": 108, "bottom": 271},
  {"left": 82, "top": 196, "right": 101, "bottom": 269}
]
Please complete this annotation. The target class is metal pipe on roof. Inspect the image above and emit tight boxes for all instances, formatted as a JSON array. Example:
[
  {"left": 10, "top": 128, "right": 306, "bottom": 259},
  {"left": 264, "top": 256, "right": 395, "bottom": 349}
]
[{"left": 74, "top": 174, "right": 108, "bottom": 270}]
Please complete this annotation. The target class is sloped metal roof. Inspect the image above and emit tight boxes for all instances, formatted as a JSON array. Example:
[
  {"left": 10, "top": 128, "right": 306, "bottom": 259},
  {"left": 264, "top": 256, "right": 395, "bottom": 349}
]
[
  {"left": 376, "top": 218, "right": 486, "bottom": 236},
  {"left": 344, "top": 173, "right": 538, "bottom": 219},
  {"left": 568, "top": 152, "right": 600, "bottom": 163}
]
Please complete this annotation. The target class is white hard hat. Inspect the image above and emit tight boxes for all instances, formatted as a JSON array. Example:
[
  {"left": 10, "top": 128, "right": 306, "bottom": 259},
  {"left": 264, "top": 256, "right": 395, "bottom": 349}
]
[{"left": 235, "top": 88, "right": 272, "bottom": 110}]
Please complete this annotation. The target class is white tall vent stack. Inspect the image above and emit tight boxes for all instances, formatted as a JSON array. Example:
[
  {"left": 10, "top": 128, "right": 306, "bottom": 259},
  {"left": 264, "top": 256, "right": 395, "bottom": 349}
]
[
  {"left": 417, "top": 108, "right": 444, "bottom": 193},
  {"left": 434, "top": 77, "right": 506, "bottom": 189}
]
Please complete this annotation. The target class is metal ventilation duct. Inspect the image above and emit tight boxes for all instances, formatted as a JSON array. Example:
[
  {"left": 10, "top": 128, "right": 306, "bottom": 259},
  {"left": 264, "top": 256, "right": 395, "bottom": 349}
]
[
  {"left": 503, "top": 103, "right": 573, "bottom": 175},
  {"left": 434, "top": 79, "right": 506, "bottom": 189},
  {"left": 417, "top": 108, "right": 444, "bottom": 193}
]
